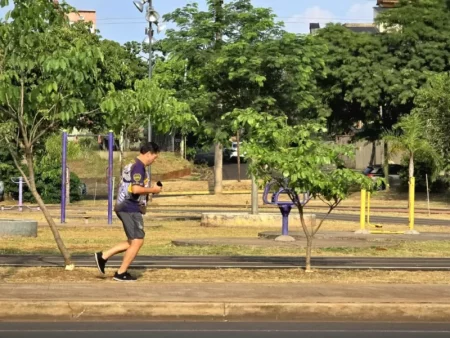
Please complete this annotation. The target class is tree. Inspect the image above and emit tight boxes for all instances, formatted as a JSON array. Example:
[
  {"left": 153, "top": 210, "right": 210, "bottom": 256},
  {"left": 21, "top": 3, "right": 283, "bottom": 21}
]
[
  {"left": 226, "top": 109, "right": 372, "bottom": 271},
  {"left": 101, "top": 79, "right": 197, "bottom": 160},
  {"left": 0, "top": 0, "right": 103, "bottom": 268},
  {"left": 413, "top": 73, "right": 450, "bottom": 172},
  {"left": 383, "top": 112, "right": 440, "bottom": 229},
  {"left": 161, "top": 0, "right": 328, "bottom": 193},
  {"left": 317, "top": 0, "right": 450, "bottom": 186}
]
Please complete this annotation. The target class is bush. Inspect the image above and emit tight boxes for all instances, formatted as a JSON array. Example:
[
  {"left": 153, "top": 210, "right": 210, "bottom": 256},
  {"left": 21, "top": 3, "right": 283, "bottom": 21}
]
[
  {"left": 79, "top": 137, "right": 98, "bottom": 151},
  {"left": 9, "top": 162, "right": 83, "bottom": 204},
  {"left": 5, "top": 134, "right": 85, "bottom": 204}
]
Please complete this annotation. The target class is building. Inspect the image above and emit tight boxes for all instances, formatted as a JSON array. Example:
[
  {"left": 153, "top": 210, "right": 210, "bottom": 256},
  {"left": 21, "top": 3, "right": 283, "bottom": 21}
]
[
  {"left": 68, "top": 10, "right": 97, "bottom": 33},
  {"left": 343, "top": 23, "right": 379, "bottom": 34},
  {"left": 309, "top": 0, "right": 399, "bottom": 35},
  {"left": 52, "top": 0, "right": 96, "bottom": 33},
  {"left": 309, "top": 23, "right": 320, "bottom": 35},
  {"left": 374, "top": 0, "right": 399, "bottom": 32}
]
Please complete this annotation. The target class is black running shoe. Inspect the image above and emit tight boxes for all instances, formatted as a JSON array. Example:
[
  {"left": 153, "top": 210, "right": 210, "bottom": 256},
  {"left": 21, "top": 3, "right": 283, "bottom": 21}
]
[
  {"left": 94, "top": 252, "right": 107, "bottom": 275},
  {"left": 113, "top": 271, "right": 137, "bottom": 282}
]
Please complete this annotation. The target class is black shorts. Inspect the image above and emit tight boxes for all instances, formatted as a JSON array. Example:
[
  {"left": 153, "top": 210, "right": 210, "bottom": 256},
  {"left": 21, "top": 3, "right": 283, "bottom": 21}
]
[{"left": 116, "top": 212, "right": 145, "bottom": 240}]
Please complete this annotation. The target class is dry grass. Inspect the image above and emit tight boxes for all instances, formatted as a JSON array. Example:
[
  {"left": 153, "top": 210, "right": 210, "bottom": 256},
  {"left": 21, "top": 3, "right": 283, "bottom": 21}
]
[
  {"left": 68, "top": 151, "right": 190, "bottom": 178},
  {"left": 0, "top": 267, "right": 449, "bottom": 284},
  {"left": 1, "top": 220, "right": 450, "bottom": 258}
]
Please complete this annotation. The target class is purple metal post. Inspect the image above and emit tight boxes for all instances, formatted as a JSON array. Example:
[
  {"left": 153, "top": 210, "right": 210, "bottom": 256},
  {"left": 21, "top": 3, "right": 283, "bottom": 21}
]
[
  {"left": 61, "top": 131, "right": 68, "bottom": 223},
  {"left": 107, "top": 131, "right": 114, "bottom": 225},
  {"left": 279, "top": 204, "right": 292, "bottom": 236},
  {"left": 18, "top": 177, "right": 23, "bottom": 212}
]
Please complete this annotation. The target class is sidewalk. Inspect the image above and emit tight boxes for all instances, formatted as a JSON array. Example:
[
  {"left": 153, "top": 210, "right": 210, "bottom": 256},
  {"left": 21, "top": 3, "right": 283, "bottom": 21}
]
[{"left": 1, "top": 283, "right": 450, "bottom": 321}]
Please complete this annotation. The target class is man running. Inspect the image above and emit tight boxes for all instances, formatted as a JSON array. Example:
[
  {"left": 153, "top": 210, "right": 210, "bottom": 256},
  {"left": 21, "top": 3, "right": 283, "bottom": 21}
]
[{"left": 94, "top": 142, "right": 162, "bottom": 281}]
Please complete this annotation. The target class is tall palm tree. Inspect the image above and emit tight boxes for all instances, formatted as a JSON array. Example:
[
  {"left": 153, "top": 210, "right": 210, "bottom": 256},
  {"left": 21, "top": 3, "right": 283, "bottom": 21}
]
[{"left": 383, "top": 112, "right": 440, "bottom": 232}]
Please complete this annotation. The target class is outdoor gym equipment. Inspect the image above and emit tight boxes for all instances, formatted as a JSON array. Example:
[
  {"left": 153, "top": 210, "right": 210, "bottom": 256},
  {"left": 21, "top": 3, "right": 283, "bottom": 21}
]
[
  {"left": 0, "top": 177, "right": 40, "bottom": 212},
  {"left": 61, "top": 130, "right": 114, "bottom": 225},
  {"left": 263, "top": 181, "right": 309, "bottom": 237}
]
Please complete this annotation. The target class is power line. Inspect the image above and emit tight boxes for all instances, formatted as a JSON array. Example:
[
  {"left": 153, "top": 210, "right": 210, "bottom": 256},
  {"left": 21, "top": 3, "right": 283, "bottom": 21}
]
[{"left": 96, "top": 16, "right": 373, "bottom": 22}]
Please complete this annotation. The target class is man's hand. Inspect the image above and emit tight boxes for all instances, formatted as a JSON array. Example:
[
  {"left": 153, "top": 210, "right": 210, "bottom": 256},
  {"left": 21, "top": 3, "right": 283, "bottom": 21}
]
[{"left": 151, "top": 185, "right": 162, "bottom": 194}]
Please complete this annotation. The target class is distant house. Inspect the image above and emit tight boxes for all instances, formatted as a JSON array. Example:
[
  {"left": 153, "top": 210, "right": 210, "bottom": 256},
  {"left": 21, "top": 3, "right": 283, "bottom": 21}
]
[
  {"left": 309, "top": 0, "right": 399, "bottom": 35},
  {"left": 52, "top": 0, "right": 97, "bottom": 33},
  {"left": 68, "top": 10, "right": 97, "bottom": 33},
  {"left": 309, "top": 23, "right": 321, "bottom": 35},
  {"left": 343, "top": 23, "right": 379, "bottom": 34}
]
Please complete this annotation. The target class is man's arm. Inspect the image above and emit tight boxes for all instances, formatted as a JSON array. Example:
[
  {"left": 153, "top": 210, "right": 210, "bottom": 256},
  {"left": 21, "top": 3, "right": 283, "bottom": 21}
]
[
  {"left": 131, "top": 185, "right": 161, "bottom": 195},
  {"left": 129, "top": 163, "right": 162, "bottom": 195}
]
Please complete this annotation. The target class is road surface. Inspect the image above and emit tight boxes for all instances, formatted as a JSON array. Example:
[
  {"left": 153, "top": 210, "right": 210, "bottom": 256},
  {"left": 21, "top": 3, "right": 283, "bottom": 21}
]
[
  {"left": 1, "top": 322, "right": 450, "bottom": 338},
  {"left": 2, "top": 255, "right": 450, "bottom": 270}
]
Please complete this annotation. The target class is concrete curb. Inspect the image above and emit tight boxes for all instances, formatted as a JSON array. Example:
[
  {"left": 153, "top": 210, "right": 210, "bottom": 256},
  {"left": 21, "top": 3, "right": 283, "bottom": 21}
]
[{"left": 2, "top": 301, "right": 450, "bottom": 321}]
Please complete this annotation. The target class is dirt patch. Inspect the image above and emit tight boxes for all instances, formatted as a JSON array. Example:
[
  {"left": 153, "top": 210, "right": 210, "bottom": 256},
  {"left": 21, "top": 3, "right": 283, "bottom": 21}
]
[{"left": 1, "top": 267, "right": 450, "bottom": 284}]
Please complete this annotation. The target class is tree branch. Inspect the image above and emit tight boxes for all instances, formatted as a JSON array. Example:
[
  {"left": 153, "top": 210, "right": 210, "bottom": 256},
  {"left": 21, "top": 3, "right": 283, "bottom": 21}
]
[
  {"left": 31, "top": 122, "right": 56, "bottom": 145},
  {"left": 16, "top": 80, "right": 30, "bottom": 147},
  {"left": 313, "top": 198, "right": 341, "bottom": 236}
]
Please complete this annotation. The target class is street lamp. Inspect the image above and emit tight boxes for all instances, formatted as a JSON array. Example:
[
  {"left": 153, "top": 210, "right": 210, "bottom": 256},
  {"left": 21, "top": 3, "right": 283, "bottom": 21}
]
[{"left": 132, "top": 0, "right": 165, "bottom": 183}]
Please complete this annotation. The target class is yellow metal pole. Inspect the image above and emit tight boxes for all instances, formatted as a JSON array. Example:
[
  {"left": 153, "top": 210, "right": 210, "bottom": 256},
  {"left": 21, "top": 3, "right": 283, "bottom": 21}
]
[
  {"left": 409, "top": 177, "right": 415, "bottom": 231},
  {"left": 360, "top": 189, "right": 366, "bottom": 230},
  {"left": 367, "top": 191, "right": 371, "bottom": 226}
]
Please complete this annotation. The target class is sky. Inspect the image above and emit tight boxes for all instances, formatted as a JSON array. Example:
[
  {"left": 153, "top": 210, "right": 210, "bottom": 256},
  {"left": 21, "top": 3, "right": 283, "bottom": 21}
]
[{"left": 1, "top": 0, "right": 377, "bottom": 44}]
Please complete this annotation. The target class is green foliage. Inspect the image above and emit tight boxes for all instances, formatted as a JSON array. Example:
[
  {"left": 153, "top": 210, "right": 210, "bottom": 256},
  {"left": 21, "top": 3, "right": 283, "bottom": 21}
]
[
  {"left": 41, "top": 134, "right": 82, "bottom": 166},
  {"left": 383, "top": 112, "right": 441, "bottom": 178},
  {"left": 398, "top": 151, "right": 445, "bottom": 192},
  {"left": 317, "top": 0, "right": 450, "bottom": 142},
  {"left": 159, "top": 0, "right": 328, "bottom": 143},
  {"left": 101, "top": 79, "right": 197, "bottom": 136},
  {"left": 0, "top": 147, "right": 20, "bottom": 197},
  {"left": 8, "top": 162, "right": 82, "bottom": 204},
  {"left": 225, "top": 109, "right": 374, "bottom": 206},
  {"left": 316, "top": 25, "right": 389, "bottom": 138},
  {"left": 0, "top": 0, "right": 103, "bottom": 153},
  {"left": 413, "top": 73, "right": 450, "bottom": 171},
  {"left": 3, "top": 135, "right": 83, "bottom": 203}
]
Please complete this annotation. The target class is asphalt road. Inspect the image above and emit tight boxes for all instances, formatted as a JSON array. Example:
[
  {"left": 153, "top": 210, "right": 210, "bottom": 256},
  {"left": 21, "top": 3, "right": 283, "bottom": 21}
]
[
  {"left": 2, "top": 255, "right": 450, "bottom": 270},
  {"left": 1, "top": 322, "right": 450, "bottom": 338}
]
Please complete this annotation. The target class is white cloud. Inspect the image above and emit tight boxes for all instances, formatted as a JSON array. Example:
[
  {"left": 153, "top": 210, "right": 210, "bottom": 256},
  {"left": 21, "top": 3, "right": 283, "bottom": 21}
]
[
  {"left": 346, "top": 2, "right": 375, "bottom": 21},
  {"left": 283, "top": 2, "right": 375, "bottom": 35},
  {"left": 283, "top": 6, "right": 335, "bottom": 34}
]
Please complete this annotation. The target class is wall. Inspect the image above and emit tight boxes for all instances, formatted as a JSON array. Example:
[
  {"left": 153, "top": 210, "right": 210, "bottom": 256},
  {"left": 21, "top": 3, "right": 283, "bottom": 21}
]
[{"left": 336, "top": 135, "right": 403, "bottom": 170}]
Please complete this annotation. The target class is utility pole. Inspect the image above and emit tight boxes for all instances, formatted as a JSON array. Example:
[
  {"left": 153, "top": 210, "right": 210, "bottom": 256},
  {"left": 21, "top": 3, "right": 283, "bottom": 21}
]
[
  {"left": 213, "top": 0, "right": 224, "bottom": 194},
  {"left": 380, "top": 105, "right": 390, "bottom": 191}
]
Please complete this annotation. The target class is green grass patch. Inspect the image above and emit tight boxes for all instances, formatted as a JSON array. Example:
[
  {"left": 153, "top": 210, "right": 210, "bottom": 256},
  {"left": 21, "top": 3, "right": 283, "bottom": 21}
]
[{"left": 2, "top": 221, "right": 450, "bottom": 258}]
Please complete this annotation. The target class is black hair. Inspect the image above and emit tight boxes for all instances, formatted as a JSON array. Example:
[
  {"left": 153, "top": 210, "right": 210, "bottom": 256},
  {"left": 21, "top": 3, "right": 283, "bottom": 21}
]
[{"left": 140, "top": 142, "right": 160, "bottom": 154}]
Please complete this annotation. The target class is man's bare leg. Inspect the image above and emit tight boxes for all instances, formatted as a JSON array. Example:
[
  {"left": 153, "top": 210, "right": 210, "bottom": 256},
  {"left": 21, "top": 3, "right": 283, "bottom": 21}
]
[
  {"left": 117, "top": 239, "right": 144, "bottom": 274},
  {"left": 102, "top": 240, "right": 131, "bottom": 260}
]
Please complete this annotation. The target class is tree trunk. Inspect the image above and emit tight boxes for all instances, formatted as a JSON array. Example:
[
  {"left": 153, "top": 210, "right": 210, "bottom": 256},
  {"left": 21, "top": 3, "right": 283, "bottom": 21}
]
[
  {"left": 299, "top": 208, "right": 313, "bottom": 272},
  {"left": 383, "top": 141, "right": 390, "bottom": 191},
  {"left": 214, "top": 142, "right": 223, "bottom": 194},
  {"left": 119, "top": 128, "right": 124, "bottom": 174},
  {"left": 236, "top": 131, "right": 241, "bottom": 182},
  {"left": 305, "top": 235, "right": 313, "bottom": 272},
  {"left": 24, "top": 150, "right": 73, "bottom": 268},
  {"left": 66, "top": 167, "right": 70, "bottom": 205},
  {"left": 409, "top": 152, "right": 414, "bottom": 179},
  {"left": 251, "top": 175, "right": 258, "bottom": 215},
  {"left": 180, "top": 135, "right": 185, "bottom": 158},
  {"left": 369, "top": 141, "right": 376, "bottom": 166}
]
